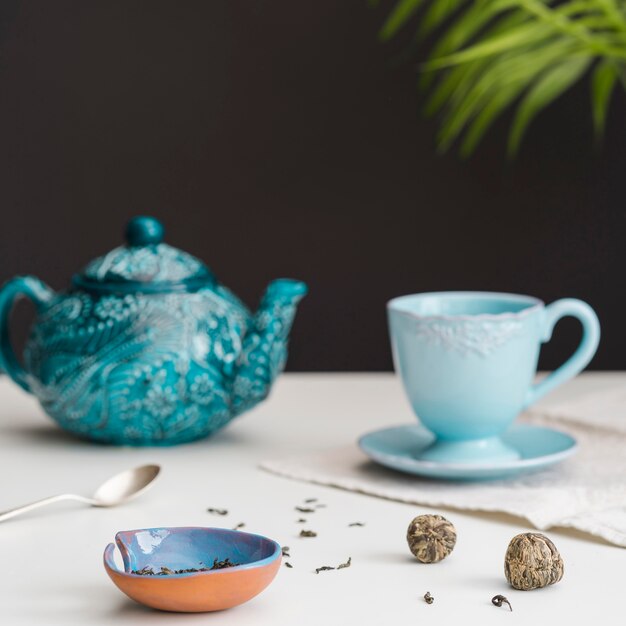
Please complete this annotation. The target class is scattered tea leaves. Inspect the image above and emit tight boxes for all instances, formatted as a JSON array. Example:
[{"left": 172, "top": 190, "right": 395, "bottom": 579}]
[
  {"left": 233, "top": 523, "right": 245, "bottom": 530},
  {"left": 348, "top": 522, "right": 365, "bottom": 527},
  {"left": 132, "top": 567, "right": 159, "bottom": 576},
  {"left": 284, "top": 562, "right": 293, "bottom": 568},
  {"left": 207, "top": 558, "right": 239, "bottom": 571},
  {"left": 492, "top": 595, "right": 512, "bottom": 612},
  {"left": 295, "top": 506, "right": 315, "bottom": 513},
  {"left": 424, "top": 592, "right": 434, "bottom": 605},
  {"left": 304, "top": 498, "right": 318, "bottom": 503},
  {"left": 314, "top": 557, "right": 351, "bottom": 574},
  {"left": 207, "top": 507, "right": 228, "bottom": 516},
  {"left": 300, "top": 530, "right": 317, "bottom": 538},
  {"left": 281, "top": 546, "right": 291, "bottom": 557},
  {"left": 132, "top": 558, "right": 240, "bottom": 575}
]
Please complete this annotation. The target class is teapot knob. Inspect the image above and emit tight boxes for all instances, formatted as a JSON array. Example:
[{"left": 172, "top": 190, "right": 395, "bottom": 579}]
[{"left": 125, "top": 216, "right": 165, "bottom": 247}]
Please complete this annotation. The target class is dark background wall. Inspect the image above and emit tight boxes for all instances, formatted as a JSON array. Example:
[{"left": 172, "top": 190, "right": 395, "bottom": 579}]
[{"left": 0, "top": 1, "right": 624, "bottom": 371}]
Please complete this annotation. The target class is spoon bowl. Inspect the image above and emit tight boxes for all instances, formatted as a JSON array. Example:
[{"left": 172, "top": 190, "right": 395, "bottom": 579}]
[{"left": 93, "top": 465, "right": 161, "bottom": 506}]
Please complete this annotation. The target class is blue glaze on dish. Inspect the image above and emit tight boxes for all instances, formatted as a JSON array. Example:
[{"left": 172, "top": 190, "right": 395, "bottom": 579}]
[
  {"left": 387, "top": 292, "right": 599, "bottom": 464},
  {"left": 104, "top": 527, "right": 281, "bottom": 578},
  {"left": 358, "top": 423, "right": 577, "bottom": 480},
  {"left": 0, "top": 217, "right": 307, "bottom": 445}
]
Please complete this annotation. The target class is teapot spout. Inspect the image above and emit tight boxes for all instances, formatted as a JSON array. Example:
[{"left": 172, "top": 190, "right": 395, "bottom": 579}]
[{"left": 232, "top": 279, "right": 307, "bottom": 415}]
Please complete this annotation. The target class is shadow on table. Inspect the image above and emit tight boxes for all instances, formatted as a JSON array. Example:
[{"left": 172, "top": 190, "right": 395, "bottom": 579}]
[
  {"left": 345, "top": 460, "right": 617, "bottom": 548},
  {"left": 0, "top": 420, "right": 255, "bottom": 448},
  {"left": 437, "top": 508, "right": 615, "bottom": 547},
  {"left": 363, "top": 550, "right": 504, "bottom": 588},
  {"left": 108, "top": 599, "right": 231, "bottom": 621},
  {"left": 0, "top": 422, "right": 92, "bottom": 446}
]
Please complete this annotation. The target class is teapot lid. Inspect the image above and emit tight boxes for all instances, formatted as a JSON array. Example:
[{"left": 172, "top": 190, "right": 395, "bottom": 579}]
[{"left": 72, "top": 216, "right": 215, "bottom": 294}]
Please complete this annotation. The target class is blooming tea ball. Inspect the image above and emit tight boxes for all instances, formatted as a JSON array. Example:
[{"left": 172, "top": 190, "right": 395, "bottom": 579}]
[
  {"left": 504, "top": 532, "right": 564, "bottom": 591},
  {"left": 406, "top": 514, "right": 457, "bottom": 563}
]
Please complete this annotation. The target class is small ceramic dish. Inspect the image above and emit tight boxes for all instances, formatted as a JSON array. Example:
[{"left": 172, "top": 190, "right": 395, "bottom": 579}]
[{"left": 104, "top": 527, "right": 281, "bottom": 612}]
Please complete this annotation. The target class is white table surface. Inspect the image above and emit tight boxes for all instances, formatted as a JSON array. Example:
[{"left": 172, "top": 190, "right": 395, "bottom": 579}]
[{"left": 0, "top": 372, "right": 623, "bottom": 625}]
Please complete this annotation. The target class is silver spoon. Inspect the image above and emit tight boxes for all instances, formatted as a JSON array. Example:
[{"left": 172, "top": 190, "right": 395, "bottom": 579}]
[{"left": 0, "top": 464, "right": 161, "bottom": 523}]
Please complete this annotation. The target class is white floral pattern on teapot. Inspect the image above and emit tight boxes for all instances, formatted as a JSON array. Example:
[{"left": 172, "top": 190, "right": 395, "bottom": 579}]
[{"left": 0, "top": 216, "right": 307, "bottom": 445}]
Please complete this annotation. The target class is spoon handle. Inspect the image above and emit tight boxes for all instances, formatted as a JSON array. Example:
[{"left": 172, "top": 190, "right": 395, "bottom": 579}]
[{"left": 0, "top": 493, "right": 94, "bottom": 523}]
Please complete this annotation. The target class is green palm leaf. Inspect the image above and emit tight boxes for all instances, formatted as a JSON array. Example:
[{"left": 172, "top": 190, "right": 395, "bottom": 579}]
[
  {"left": 591, "top": 59, "right": 619, "bottom": 136},
  {"left": 418, "top": 0, "right": 463, "bottom": 38},
  {"left": 376, "top": 0, "right": 626, "bottom": 156},
  {"left": 508, "top": 54, "right": 593, "bottom": 154},
  {"left": 379, "top": 0, "right": 423, "bottom": 41}
]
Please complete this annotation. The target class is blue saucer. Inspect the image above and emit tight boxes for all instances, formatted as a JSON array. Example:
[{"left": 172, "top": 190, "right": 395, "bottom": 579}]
[{"left": 358, "top": 423, "right": 577, "bottom": 480}]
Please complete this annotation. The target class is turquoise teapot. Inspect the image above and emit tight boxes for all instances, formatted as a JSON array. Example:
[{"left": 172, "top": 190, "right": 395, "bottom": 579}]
[{"left": 0, "top": 216, "right": 307, "bottom": 445}]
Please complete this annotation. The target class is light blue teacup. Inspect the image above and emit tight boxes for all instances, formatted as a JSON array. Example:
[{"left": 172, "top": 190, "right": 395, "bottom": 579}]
[{"left": 387, "top": 292, "right": 600, "bottom": 464}]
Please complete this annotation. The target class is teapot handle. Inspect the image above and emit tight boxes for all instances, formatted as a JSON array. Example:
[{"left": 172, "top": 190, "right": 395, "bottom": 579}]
[{"left": 0, "top": 276, "right": 54, "bottom": 392}]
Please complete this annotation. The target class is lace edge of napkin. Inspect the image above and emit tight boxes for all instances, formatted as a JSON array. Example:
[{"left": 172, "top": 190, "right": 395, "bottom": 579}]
[{"left": 259, "top": 458, "right": 626, "bottom": 548}]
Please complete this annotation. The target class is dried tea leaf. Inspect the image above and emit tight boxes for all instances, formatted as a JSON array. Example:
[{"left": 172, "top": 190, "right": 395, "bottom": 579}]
[
  {"left": 232, "top": 522, "right": 245, "bottom": 530},
  {"left": 296, "top": 518, "right": 307, "bottom": 523},
  {"left": 315, "top": 504, "right": 327, "bottom": 509},
  {"left": 492, "top": 595, "right": 512, "bottom": 611},
  {"left": 207, "top": 508, "right": 228, "bottom": 516},
  {"left": 212, "top": 558, "right": 238, "bottom": 570},
  {"left": 314, "top": 557, "right": 351, "bottom": 574},
  {"left": 300, "top": 530, "right": 317, "bottom": 538},
  {"left": 348, "top": 522, "right": 365, "bottom": 527},
  {"left": 304, "top": 498, "right": 318, "bottom": 503},
  {"left": 281, "top": 546, "right": 291, "bottom": 557},
  {"left": 424, "top": 592, "right": 434, "bottom": 605},
  {"left": 284, "top": 562, "right": 293, "bottom": 568},
  {"left": 131, "top": 558, "right": 240, "bottom": 575},
  {"left": 295, "top": 506, "right": 315, "bottom": 513}
]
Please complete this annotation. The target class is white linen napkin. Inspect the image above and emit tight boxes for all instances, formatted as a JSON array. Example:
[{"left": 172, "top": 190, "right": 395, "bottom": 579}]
[{"left": 261, "top": 392, "right": 626, "bottom": 547}]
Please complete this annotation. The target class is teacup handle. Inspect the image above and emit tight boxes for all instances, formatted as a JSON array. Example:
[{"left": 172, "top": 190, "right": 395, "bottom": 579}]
[
  {"left": 0, "top": 276, "right": 54, "bottom": 392},
  {"left": 523, "top": 298, "right": 600, "bottom": 408}
]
